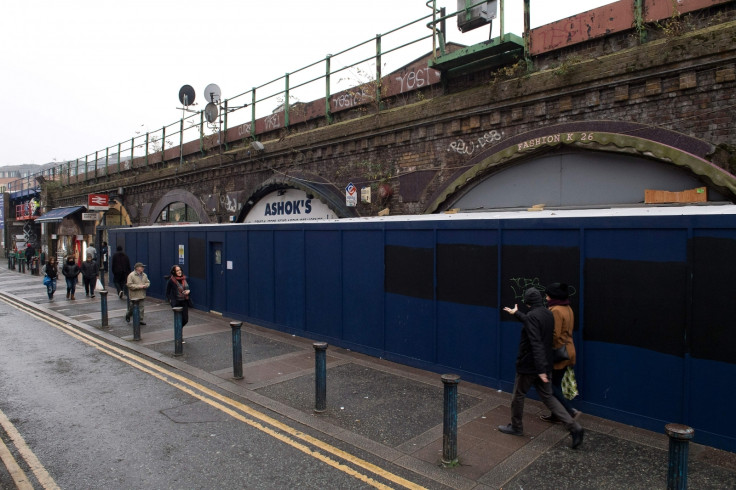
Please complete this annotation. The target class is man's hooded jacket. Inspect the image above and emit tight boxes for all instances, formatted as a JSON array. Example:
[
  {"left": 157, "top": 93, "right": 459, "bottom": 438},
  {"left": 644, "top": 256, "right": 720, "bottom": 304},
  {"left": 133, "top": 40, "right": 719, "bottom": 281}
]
[{"left": 512, "top": 287, "right": 555, "bottom": 375}]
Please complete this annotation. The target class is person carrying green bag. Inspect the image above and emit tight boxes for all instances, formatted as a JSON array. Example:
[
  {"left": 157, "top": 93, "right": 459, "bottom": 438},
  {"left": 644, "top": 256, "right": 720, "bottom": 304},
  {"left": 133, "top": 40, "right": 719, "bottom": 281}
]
[{"left": 539, "top": 283, "right": 581, "bottom": 424}]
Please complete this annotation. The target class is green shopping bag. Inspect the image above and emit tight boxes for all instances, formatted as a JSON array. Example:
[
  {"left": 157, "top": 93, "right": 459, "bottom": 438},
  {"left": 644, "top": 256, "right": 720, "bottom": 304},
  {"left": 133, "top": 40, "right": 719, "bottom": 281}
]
[{"left": 562, "top": 366, "right": 579, "bottom": 400}]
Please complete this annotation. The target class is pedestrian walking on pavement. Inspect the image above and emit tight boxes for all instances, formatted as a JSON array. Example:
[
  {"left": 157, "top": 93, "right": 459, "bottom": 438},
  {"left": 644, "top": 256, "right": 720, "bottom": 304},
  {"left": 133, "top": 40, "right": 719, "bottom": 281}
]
[
  {"left": 111, "top": 245, "right": 132, "bottom": 300},
  {"left": 43, "top": 255, "right": 58, "bottom": 300},
  {"left": 81, "top": 253, "right": 99, "bottom": 298},
  {"left": 165, "top": 265, "right": 192, "bottom": 326},
  {"left": 500, "top": 287, "right": 584, "bottom": 449},
  {"left": 540, "top": 283, "right": 581, "bottom": 423},
  {"left": 126, "top": 262, "right": 150, "bottom": 325},
  {"left": 100, "top": 241, "right": 109, "bottom": 271},
  {"left": 62, "top": 255, "right": 80, "bottom": 300}
]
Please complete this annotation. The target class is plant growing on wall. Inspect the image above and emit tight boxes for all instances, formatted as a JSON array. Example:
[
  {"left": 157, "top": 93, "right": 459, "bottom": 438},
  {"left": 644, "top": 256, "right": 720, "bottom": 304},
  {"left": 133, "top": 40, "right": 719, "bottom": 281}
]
[{"left": 337, "top": 64, "right": 390, "bottom": 114}]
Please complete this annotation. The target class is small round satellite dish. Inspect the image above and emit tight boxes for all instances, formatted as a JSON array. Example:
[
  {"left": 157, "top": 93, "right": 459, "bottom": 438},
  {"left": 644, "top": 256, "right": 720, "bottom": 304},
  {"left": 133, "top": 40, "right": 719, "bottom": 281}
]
[
  {"left": 204, "top": 83, "right": 221, "bottom": 103},
  {"left": 178, "top": 85, "right": 196, "bottom": 106},
  {"left": 204, "top": 102, "right": 219, "bottom": 123}
]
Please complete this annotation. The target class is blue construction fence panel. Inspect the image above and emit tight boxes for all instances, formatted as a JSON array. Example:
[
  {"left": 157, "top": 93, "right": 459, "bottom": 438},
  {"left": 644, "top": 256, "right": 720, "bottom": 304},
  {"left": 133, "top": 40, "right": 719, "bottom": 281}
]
[{"left": 108, "top": 212, "right": 736, "bottom": 452}]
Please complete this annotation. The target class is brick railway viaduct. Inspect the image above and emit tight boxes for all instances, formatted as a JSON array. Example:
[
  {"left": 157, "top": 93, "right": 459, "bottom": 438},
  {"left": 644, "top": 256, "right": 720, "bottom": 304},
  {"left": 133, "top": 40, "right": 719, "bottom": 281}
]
[{"left": 26, "top": 0, "right": 736, "bottom": 242}]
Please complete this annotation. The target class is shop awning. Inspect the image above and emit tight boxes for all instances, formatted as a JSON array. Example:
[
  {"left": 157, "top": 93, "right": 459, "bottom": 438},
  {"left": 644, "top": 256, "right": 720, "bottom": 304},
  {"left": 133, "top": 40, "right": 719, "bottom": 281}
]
[{"left": 35, "top": 206, "right": 85, "bottom": 223}]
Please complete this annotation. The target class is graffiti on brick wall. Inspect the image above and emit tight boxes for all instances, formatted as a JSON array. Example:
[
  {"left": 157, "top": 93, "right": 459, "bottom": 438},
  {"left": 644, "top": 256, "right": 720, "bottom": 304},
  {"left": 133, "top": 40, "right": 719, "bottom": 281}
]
[
  {"left": 220, "top": 193, "right": 241, "bottom": 214},
  {"left": 331, "top": 88, "right": 372, "bottom": 110},
  {"left": 394, "top": 66, "right": 438, "bottom": 94},
  {"left": 237, "top": 122, "right": 252, "bottom": 138},
  {"left": 447, "top": 130, "right": 503, "bottom": 155},
  {"left": 265, "top": 113, "right": 281, "bottom": 131}
]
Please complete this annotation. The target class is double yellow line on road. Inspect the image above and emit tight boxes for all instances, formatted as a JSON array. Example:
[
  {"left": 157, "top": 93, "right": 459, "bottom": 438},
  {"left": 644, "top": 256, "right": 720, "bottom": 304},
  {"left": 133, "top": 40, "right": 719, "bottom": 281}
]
[{"left": 0, "top": 295, "right": 427, "bottom": 490}]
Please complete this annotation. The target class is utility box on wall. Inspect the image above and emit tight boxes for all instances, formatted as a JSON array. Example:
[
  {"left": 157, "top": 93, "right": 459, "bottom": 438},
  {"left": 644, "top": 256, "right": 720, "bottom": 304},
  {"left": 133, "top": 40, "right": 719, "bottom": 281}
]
[{"left": 457, "top": 0, "right": 497, "bottom": 33}]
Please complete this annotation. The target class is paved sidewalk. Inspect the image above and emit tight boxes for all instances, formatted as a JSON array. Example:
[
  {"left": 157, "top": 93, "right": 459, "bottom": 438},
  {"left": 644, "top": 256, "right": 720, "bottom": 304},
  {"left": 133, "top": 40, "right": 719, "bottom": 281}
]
[{"left": 1, "top": 266, "right": 735, "bottom": 489}]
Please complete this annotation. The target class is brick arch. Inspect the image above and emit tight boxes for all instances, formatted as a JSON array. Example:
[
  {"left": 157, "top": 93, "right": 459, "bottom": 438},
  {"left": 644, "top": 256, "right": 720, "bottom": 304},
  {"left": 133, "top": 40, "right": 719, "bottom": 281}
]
[
  {"left": 426, "top": 121, "right": 736, "bottom": 213},
  {"left": 105, "top": 199, "right": 132, "bottom": 226},
  {"left": 236, "top": 171, "right": 360, "bottom": 222},
  {"left": 148, "top": 189, "right": 211, "bottom": 224}
]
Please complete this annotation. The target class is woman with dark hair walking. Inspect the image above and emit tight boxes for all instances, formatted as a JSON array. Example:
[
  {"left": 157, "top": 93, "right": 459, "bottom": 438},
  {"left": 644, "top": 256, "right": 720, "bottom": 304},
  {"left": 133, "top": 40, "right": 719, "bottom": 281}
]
[
  {"left": 165, "top": 265, "right": 192, "bottom": 326},
  {"left": 62, "top": 255, "right": 80, "bottom": 300},
  {"left": 44, "top": 255, "right": 59, "bottom": 300},
  {"left": 540, "top": 282, "right": 581, "bottom": 423}
]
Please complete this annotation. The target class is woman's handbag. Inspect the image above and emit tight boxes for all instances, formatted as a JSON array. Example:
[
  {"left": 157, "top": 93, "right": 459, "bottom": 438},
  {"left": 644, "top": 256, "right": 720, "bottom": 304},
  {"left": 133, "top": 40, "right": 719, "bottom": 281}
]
[
  {"left": 553, "top": 344, "right": 569, "bottom": 363},
  {"left": 562, "top": 366, "right": 579, "bottom": 400},
  {"left": 43, "top": 275, "right": 52, "bottom": 287}
]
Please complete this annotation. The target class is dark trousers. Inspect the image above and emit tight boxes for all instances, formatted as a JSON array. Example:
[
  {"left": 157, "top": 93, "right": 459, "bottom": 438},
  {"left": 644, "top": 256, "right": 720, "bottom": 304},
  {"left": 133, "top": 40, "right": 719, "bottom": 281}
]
[
  {"left": 113, "top": 275, "right": 128, "bottom": 298},
  {"left": 510, "top": 372, "right": 581, "bottom": 433},
  {"left": 172, "top": 299, "right": 190, "bottom": 326},
  {"left": 83, "top": 277, "right": 97, "bottom": 296},
  {"left": 65, "top": 277, "right": 77, "bottom": 295},
  {"left": 127, "top": 299, "right": 145, "bottom": 321}
]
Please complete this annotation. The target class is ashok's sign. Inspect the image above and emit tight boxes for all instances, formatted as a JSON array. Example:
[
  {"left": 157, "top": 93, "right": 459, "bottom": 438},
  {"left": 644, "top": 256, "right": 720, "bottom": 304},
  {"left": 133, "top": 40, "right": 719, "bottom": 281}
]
[
  {"left": 244, "top": 188, "right": 336, "bottom": 223},
  {"left": 87, "top": 194, "right": 109, "bottom": 210}
]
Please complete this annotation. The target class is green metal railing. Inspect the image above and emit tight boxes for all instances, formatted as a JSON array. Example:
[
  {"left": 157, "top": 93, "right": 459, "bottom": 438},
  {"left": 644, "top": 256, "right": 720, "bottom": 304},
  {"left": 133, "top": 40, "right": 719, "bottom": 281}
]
[{"left": 7, "top": 1, "right": 517, "bottom": 196}]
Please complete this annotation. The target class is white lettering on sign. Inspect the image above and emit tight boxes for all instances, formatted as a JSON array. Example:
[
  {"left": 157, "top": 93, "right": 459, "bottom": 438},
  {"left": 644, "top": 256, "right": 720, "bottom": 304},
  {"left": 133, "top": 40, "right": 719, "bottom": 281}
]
[{"left": 517, "top": 132, "right": 595, "bottom": 151}]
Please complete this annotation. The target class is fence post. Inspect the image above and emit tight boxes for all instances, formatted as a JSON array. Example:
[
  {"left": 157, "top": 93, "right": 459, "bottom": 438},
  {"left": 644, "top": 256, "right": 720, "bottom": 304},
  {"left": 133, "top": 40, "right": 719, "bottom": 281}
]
[
  {"left": 99, "top": 290, "right": 108, "bottom": 327},
  {"left": 313, "top": 342, "right": 328, "bottom": 413},
  {"left": 131, "top": 299, "right": 142, "bottom": 341},
  {"left": 441, "top": 374, "right": 461, "bottom": 466},
  {"left": 173, "top": 307, "right": 184, "bottom": 356},
  {"left": 666, "top": 424, "right": 694, "bottom": 490},
  {"left": 230, "top": 322, "right": 243, "bottom": 379}
]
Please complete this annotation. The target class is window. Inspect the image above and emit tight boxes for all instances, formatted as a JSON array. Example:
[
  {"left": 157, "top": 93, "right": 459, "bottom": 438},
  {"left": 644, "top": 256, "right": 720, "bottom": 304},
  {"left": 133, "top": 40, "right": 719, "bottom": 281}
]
[{"left": 156, "top": 202, "right": 199, "bottom": 223}]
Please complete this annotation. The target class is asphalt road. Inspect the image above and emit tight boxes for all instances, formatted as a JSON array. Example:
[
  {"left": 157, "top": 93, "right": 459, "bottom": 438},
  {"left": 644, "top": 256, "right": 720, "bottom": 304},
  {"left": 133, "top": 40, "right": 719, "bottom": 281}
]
[{"left": 0, "top": 299, "right": 405, "bottom": 489}]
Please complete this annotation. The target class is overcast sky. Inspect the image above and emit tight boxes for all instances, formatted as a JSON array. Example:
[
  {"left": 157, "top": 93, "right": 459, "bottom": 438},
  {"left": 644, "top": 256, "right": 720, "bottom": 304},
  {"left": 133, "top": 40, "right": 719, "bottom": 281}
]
[{"left": 0, "top": 0, "right": 614, "bottom": 167}]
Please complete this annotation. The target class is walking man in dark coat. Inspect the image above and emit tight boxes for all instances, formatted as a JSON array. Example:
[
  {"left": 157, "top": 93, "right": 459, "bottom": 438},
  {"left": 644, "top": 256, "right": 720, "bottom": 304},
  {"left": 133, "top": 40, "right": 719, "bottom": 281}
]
[
  {"left": 111, "top": 245, "right": 132, "bottom": 299},
  {"left": 499, "top": 287, "right": 584, "bottom": 449}
]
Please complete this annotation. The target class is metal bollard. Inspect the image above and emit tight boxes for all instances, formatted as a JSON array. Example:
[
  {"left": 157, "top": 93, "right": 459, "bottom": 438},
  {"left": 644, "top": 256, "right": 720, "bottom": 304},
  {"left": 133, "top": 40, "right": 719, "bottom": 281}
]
[
  {"left": 131, "top": 299, "right": 142, "bottom": 341},
  {"left": 313, "top": 342, "right": 328, "bottom": 413},
  {"left": 99, "top": 290, "right": 108, "bottom": 327},
  {"left": 230, "top": 321, "right": 243, "bottom": 379},
  {"left": 173, "top": 307, "right": 184, "bottom": 356},
  {"left": 441, "top": 374, "right": 461, "bottom": 466},
  {"left": 666, "top": 423, "right": 694, "bottom": 490},
  {"left": 20, "top": 257, "right": 25, "bottom": 273}
]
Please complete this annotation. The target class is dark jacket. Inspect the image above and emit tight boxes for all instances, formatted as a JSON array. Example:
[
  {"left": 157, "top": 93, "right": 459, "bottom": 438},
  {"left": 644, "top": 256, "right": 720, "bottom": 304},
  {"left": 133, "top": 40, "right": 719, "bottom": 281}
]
[
  {"left": 81, "top": 259, "right": 99, "bottom": 279},
  {"left": 512, "top": 288, "right": 555, "bottom": 375},
  {"left": 44, "top": 262, "right": 58, "bottom": 279},
  {"left": 62, "top": 260, "right": 80, "bottom": 279},
  {"left": 165, "top": 275, "right": 192, "bottom": 307},
  {"left": 111, "top": 251, "right": 132, "bottom": 282}
]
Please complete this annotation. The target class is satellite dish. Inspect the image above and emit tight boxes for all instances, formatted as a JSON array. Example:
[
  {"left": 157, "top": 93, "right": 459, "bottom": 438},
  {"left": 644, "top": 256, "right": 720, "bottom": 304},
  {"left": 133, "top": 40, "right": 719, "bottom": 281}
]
[
  {"left": 204, "top": 83, "right": 221, "bottom": 103},
  {"left": 204, "top": 102, "right": 219, "bottom": 123},
  {"left": 178, "top": 85, "right": 196, "bottom": 106}
]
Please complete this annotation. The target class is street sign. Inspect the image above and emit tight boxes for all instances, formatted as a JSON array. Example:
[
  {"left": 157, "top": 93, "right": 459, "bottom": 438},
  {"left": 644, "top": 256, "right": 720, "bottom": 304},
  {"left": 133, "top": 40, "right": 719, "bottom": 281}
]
[
  {"left": 345, "top": 182, "right": 357, "bottom": 207},
  {"left": 87, "top": 193, "right": 109, "bottom": 210},
  {"left": 82, "top": 213, "right": 99, "bottom": 221}
]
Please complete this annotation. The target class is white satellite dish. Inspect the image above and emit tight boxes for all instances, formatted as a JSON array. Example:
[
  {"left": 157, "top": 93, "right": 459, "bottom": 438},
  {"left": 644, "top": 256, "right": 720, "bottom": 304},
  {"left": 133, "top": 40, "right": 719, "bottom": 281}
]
[
  {"left": 205, "top": 102, "right": 219, "bottom": 123},
  {"left": 204, "top": 83, "right": 221, "bottom": 104}
]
